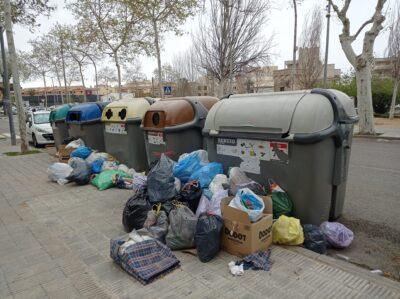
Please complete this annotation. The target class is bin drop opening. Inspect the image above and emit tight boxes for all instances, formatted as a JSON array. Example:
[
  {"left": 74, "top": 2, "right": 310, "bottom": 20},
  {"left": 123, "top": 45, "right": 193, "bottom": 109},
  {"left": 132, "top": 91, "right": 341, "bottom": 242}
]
[
  {"left": 105, "top": 109, "right": 113, "bottom": 120},
  {"left": 152, "top": 113, "right": 160, "bottom": 126},
  {"left": 119, "top": 109, "right": 127, "bottom": 120}
]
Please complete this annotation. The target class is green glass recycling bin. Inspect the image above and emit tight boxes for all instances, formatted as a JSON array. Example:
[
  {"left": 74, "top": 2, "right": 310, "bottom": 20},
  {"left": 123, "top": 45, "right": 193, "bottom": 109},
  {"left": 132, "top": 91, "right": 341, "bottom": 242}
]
[{"left": 49, "top": 104, "right": 74, "bottom": 150}]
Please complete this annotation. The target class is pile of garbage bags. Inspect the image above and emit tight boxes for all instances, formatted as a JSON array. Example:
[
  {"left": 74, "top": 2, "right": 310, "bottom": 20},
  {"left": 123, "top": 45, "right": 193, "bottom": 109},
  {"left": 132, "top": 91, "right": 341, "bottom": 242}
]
[{"left": 47, "top": 138, "right": 143, "bottom": 191}]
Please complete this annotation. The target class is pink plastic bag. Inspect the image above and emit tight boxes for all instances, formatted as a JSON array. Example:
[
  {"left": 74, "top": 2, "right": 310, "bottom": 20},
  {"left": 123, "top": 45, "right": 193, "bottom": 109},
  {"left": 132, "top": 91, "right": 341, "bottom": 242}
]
[{"left": 320, "top": 222, "right": 354, "bottom": 248}]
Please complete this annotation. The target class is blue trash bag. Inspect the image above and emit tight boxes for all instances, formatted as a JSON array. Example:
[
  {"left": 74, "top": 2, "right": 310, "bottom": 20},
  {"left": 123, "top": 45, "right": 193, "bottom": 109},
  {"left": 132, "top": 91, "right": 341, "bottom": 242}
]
[
  {"left": 70, "top": 146, "right": 92, "bottom": 159},
  {"left": 189, "top": 162, "right": 223, "bottom": 189},
  {"left": 173, "top": 150, "right": 208, "bottom": 183},
  {"left": 91, "top": 158, "right": 106, "bottom": 174}
]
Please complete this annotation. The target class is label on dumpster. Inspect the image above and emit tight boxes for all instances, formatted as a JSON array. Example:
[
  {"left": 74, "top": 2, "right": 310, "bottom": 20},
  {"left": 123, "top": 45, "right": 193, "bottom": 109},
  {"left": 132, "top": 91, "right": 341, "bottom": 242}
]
[
  {"left": 148, "top": 131, "right": 165, "bottom": 145},
  {"left": 216, "top": 138, "right": 289, "bottom": 164},
  {"left": 105, "top": 123, "right": 127, "bottom": 134}
]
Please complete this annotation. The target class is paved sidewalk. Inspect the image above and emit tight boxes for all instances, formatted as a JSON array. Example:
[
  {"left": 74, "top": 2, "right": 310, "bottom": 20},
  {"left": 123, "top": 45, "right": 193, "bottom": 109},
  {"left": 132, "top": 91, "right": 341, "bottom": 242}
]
[
  {"left": 354, "top": 118, "right": 400, "bottom": 139},
  {"left": 0, "top": 142, "right": 399, "bottom": 298}
]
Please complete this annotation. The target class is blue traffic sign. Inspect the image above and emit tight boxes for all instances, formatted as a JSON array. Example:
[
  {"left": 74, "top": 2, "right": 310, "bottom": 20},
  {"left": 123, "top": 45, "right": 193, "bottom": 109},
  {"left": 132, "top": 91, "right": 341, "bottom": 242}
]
[{"left": 163, "top": 86, "right": 172, "bottom": 95}]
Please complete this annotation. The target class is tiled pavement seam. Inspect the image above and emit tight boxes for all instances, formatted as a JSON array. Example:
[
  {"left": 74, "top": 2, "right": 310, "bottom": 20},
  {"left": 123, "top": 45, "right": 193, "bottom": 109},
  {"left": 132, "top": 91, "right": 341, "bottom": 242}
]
[{"left": 0, "top": 152, "right": 400, "bottom": 298}]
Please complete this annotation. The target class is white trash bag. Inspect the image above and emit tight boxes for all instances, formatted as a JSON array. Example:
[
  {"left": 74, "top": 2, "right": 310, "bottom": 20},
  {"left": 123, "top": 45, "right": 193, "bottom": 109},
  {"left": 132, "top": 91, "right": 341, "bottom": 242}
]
[
  {"left": 47, "top": 163, "right": 73, "bottom": 185},
  {"left": 229, "top": 188, "right": 265, "bottom": 222},
  {"left": 65, "top": 138, "right": 85, "bottom": 149}
]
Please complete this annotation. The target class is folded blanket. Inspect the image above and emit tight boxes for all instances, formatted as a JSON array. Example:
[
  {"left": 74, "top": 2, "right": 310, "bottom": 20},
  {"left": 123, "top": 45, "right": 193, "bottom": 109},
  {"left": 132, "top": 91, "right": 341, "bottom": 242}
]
[{"left": 110, "top": 236, "right": 180, "bottom": 285}]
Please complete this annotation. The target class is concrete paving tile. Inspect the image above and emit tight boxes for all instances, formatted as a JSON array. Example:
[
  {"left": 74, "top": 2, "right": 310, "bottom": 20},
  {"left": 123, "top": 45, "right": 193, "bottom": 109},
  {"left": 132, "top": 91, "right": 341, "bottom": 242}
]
[{"left": 12, "top": 285, "right": 48, "bottom": 299}]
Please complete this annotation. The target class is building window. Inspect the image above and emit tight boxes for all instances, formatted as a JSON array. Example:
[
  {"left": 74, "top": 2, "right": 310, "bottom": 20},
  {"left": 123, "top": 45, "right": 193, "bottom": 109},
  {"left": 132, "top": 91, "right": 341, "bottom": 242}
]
[
  {"left": 198, "top": 86, "right": 202, "bottom": 91},
  {"left": 280, "top": 87, "right": 285, "bottom": 91},
  {"left": 198, "top": 93, "right": 202, "bottom": 96},
  {"left": 203, "top": 86, "right": 207, "bottom": 90}
]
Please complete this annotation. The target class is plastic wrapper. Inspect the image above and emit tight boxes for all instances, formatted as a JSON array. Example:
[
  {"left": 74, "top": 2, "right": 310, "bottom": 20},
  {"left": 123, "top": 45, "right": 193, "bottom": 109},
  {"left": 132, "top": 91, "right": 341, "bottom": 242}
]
[
  {"left": 228, "top": 167, "right": 266, "bottom": 196},
  {"left": 195, "top": 214, "right": 223, "bottom": 262},
  {"left": 189, "top": 162, "right": 223, "bottom": 189},
  {"left": 147, "top": 154, "right": 177, "bottom": 204},
  {"left": 173, "top": 150, "right": 209, "bottom": 183},
  {"left": 272, "top": 215, "right": 304, "bottom": 245},
  {"left": 166, "top": 205, "right": 197, "bottom": 250},
  {"left": 320, "top": 221, "right": 354, "bottom": 248},
  {"left": 102, "top": 161, "right": 119, "bottom": 171},
  {"left": 122, "top": 189, "right": 152, "bottom": 232},
  {"left": 229, "top": 188, "right": 265, "bottom": 222}
]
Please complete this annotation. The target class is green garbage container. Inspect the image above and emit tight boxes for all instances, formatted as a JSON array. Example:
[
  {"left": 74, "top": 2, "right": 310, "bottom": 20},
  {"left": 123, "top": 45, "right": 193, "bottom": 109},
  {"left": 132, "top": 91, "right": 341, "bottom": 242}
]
[
  {"left": 203, "top": 89, "right": 358, "bottom": 225},
  {"left": 102, "top": 98, "right": 152, "bottom": 171},
  {"left": 141, "top": 96, "right": 218, "bottom": 164},
  {"left": 49, "top": 104, "right": 74, "bottom": 150},
  {"left": 66, "top": 102, "right": 109, "bottom": 151}
]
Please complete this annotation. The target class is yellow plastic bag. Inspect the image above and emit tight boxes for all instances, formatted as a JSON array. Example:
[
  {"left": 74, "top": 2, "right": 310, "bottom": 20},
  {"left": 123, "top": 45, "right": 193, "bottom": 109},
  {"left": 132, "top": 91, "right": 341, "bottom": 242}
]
[{"left": 272, "top": 215, "right": 304, "bottom": 245}]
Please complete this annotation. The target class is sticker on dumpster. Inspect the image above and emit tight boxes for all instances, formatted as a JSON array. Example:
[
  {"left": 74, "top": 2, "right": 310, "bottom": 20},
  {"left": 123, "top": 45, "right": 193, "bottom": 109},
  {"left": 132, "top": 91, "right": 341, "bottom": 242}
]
[
  {"left": 240, "top": 157, "right": 261, "bottom": 174},
  {"left": 105, "top": 123, "right": 127, "bottom": 134},
  {"left": 148, "top": 131, "right": 165, "bottom": 145},
  {"left": 216, "top": 137, "right": 289, "bottom": 163}
]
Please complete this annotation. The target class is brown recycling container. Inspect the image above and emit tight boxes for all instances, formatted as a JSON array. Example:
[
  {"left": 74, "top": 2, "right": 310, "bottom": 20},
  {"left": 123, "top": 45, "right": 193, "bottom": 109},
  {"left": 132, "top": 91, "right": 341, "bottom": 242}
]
[{"left": 141, "top": 96, "right": 218, "bottom": 163}]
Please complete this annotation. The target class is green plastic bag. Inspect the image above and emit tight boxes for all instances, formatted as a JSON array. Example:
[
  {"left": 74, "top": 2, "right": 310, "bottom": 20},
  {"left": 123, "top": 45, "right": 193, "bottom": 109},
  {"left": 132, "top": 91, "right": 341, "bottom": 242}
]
[
  {"left": 268, "top": 179, "right": 293, "bottom": 219},
  {"left": 91, "top": 170, "right": 130, "bottom": 191}
]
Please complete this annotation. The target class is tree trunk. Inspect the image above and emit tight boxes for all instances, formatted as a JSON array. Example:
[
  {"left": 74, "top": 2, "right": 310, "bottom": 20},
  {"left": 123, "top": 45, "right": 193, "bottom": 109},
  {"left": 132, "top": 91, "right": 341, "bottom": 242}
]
[
  {"left": 389, "top": 79, "right": 399, "bottom": 119},
  {"left": 218, "top": 79, "right": 226, "bottom": 98},
  {"left": 114, "top": 53, "right": 122, "bottom": 100},
  {"left": 93, "top": 60, "right": 99, "bottom": 102},
  {"left": 60, "top": 45, "right": 68, "bottom": 103},
  {"left": 42, "top": 72, "right": 48, "bottom": 108},
  {"left": 78, "top": 62, "right": 87, "bottom": 103},
  {"left": 55, "top": 65, "right": 64, "bottom": 104},
  {"left": 153, "top": 20, "right": 163, "bottom": 98},
  {"left": 4, "top": 0, "right": 28, "bottom": 152},
  {"left": 355, "top": 65, "right": 376, "bottom": 134},
  {"left": 291, "top": 0, "right": 298, "bottom": 91}
]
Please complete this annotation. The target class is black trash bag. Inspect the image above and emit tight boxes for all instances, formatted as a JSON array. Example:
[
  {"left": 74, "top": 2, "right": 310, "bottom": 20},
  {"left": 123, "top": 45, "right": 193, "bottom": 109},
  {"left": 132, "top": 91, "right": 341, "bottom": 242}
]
[
  {"left": 147, "top": 154, "right": 177, "bottom": 204},
  {"left": 194, "top": 213, "right": 223, "bottom": 263},
  {"left": 160, "top": 198, "right": 188, "bottom": 216},
  {"left": 303, "top": 224, "right": 327, "bottom": 254},
  {"left": 180, "top": 180, "right": 202, "bottom": 213},
  {"left": 122, "top": 189, "right": 152, "bottom": 232},
  {"left": 67, "top": 157, "right": 92, "bottom": 185},
  {"left": 137, "top": 210, "right": 169, "bottom": 243},
  {"left": 62, "top": 136, "right": 77, "bottom": 145}
]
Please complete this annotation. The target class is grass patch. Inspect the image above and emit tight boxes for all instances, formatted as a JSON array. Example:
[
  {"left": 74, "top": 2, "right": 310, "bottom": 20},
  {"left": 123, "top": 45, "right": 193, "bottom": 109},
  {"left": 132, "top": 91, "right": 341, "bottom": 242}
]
[{"left": 3, "top": 150, "right": 42, "bottom": 156}]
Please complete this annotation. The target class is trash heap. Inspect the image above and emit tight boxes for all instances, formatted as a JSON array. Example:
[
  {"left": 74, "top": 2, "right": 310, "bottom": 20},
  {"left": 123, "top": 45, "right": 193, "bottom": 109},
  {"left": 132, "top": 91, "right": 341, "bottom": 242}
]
[{"left": 47, "top": 145, "right": 355, "bottom": 285}]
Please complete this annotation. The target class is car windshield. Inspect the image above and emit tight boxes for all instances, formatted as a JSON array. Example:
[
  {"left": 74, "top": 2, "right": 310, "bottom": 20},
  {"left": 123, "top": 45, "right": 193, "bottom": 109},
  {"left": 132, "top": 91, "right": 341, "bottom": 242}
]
[{"left": 33, "top": 113, "right": 50, "bottom": 124}]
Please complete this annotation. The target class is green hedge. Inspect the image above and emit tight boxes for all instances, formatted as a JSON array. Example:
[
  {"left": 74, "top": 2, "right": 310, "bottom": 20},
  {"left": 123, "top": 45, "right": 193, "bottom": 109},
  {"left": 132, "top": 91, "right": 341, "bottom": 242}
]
[{"left": 329, "top": 72, "right": 399, "bottom": 114}]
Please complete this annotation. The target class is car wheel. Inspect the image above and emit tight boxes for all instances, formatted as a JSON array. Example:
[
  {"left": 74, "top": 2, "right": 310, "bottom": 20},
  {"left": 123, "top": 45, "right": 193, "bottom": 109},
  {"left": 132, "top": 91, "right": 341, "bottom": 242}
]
[{"left": 32, "top": 134, "right": 38, "bottom": 148}]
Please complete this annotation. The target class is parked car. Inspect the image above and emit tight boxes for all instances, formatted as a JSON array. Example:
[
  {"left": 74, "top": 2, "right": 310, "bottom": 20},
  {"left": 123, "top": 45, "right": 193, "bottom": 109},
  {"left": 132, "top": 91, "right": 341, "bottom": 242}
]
[{"left": 26, "top": 110, "right": 54, "bottom": 147}]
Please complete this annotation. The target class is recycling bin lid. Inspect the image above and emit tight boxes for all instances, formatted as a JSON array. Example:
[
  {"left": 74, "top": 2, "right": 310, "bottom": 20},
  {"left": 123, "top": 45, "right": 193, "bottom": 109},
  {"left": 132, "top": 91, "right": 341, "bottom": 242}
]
[
  {"left": 66, "top": 102, "right": 109, "bottom": 123},
  {"left": 101, "top": 98, "right": 151, "bottom": 123},
  {"left": 142, "top": 96, "right": 218, "bottom": 130},
  {"left": 49, "top": 104, "right": 74, "bottom": 123},
  {"left": 204, "top": 89, "right": 358, "bottom": 138}
]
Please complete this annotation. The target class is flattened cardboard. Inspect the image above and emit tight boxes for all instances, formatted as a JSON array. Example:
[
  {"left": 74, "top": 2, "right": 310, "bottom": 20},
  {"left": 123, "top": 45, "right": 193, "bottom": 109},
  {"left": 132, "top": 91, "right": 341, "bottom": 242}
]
[{"left": 221, "top": 196, "right": 273, "bottom": 257}]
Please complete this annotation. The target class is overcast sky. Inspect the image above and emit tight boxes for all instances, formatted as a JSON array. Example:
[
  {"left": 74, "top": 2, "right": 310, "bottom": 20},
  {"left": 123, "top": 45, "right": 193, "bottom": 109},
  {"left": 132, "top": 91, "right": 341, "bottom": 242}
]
[{"left": 12, "top": 0, "right": 395, "bottom": 88}]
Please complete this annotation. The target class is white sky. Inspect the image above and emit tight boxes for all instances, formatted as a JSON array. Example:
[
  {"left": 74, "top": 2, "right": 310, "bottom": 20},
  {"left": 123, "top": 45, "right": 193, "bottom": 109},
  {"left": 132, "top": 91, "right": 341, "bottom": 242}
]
[{"left": 12, "top": 0, "right": 395, "bottom": 88}]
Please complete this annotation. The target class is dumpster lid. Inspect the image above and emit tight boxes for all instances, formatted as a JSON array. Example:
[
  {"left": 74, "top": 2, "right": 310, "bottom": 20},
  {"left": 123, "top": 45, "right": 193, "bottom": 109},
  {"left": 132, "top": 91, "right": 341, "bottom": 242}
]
[
  {"left": 49, "top": 104, "right": 74, "bottom": 122},
  {"left": 101, "top": 98, "right": 150, "bottom": 122},
  {"left": 142, "top": 96, "right": 218, "bottom": 129},
  {"left": 204, "top": 89, "right": 357, "bottom": 135},
  {"left": 66, "top": 102, "right": 109, "bottom": 123}
]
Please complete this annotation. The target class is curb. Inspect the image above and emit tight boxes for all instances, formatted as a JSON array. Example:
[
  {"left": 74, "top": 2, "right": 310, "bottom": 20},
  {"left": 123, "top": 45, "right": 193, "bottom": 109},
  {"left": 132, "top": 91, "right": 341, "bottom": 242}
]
[{"left": 353, "top": 134, "right": 400, "bottom": 141}]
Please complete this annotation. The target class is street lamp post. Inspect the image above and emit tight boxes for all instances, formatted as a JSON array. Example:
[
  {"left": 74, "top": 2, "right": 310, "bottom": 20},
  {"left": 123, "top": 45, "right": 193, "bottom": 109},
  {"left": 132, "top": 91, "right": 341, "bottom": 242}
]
[{"left": 323, "top": 1, "right": 331, "bottom": 88}]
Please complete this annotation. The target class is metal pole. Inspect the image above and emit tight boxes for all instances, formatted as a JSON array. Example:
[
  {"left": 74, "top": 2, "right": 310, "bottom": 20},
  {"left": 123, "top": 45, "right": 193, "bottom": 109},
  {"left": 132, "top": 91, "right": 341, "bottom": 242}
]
[
  {"left": 0, "top": 26, "right": 16, "bottom": 145},
  {"left": 323, "top": 1, "right": 331, "bottom": 88}
]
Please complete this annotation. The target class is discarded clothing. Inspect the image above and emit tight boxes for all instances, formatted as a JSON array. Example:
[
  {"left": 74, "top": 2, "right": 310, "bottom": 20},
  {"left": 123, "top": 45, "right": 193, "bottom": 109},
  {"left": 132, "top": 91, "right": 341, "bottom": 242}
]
[
  {"left": 110, "top": 237, "right": 180, "bottom": 285},
  {"left": 242, "top": 250, "right": 272, "bottom": 271},
  {"left": 114, "top": 173, "right": 147, "bottom": 191}
]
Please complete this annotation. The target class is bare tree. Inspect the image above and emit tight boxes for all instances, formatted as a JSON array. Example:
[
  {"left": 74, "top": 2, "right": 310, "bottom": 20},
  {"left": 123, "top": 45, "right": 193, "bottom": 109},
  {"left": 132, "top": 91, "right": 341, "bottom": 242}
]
[
  {"left": 387, "top": 3, "right": 400, "bottom": 119},
  {"left": 130, "top": 0, "right": 201, "bottom": 98},
  {"left": 289, "top": 0, "right": 303, "bottom": 91},
  {"left": 68, "top": 0, "right": 149, "bottom": 99},
  {"left": 193, "top": 0, "right": 273, "bottom": 97},
  {"left": 297, "top": 7, "right": 323, "bottom": 89},
  {"left": 98, "top": 66, "right": 118, "bottom": 97},
  {"left": 171, "top": 48, "right": 200, "bottom": 82},
  {"left": 329, "top": 0, "right": 387, "bottom": 134}
]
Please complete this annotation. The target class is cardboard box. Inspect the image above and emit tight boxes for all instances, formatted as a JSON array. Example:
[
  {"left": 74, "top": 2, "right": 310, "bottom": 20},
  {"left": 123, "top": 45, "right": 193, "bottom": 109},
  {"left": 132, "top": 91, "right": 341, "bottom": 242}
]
[
  {"left": 220, "top": 196, "right": 273, "bottom": 257},
  {"left": 58, "top": 145, "right": 74, "bottom": 163}
]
